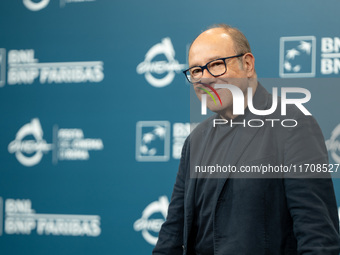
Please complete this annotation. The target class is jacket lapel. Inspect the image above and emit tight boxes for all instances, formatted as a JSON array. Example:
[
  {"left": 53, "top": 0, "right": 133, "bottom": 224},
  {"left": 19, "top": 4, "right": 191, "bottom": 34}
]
[{"left": 214, "top": 83, "right": 271, "bottom": 202}]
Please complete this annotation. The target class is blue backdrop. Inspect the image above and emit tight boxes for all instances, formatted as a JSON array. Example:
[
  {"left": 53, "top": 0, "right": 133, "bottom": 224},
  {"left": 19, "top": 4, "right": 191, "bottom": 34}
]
[{"left": 0, "top": 0, "right": 340, "bottom": 254}]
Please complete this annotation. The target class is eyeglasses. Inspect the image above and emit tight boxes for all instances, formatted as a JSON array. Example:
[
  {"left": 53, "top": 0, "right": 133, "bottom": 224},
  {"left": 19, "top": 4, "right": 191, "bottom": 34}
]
[{"left": 183, "top": 53, "right": 245, "bottom": 83}]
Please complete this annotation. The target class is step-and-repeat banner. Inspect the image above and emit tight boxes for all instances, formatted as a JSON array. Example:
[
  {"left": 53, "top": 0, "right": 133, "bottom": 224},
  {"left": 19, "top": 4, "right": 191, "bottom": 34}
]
[{"left": 0, "top": 0, "right": 339, "bottom": 254}]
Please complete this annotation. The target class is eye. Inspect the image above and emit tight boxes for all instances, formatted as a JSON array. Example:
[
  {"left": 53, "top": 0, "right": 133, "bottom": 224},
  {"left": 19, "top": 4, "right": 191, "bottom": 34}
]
[
  {"left": 209, "top": 60, "right": 224, "bottom": 68},
  {"left": 190, "top": 68, "right": 202, "bottom": 76}
]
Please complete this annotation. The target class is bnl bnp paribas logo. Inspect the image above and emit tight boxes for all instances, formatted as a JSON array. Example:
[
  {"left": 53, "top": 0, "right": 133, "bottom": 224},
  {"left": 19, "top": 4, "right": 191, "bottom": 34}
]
[
  {"left": 8, "top": 118, "right": 104, "bottom": 167},
  {"left": 137, "top": 37, "right": 186, "bottom": 88},
  {"left": 280, "top": 36, "right": 340, "bottom": 77},
  {"left": 0, "top": 48, "right": 104, "bottom": 87},
  {"left": 136, "top": 121, "right": 171, "bottom": 162},
  {"left": 326, "top": 124, "right": 340, "bottom": 164},
  {"left": 0, "top": 197, "right": 101, "bottom": 237},
  {"left": 135, "top": 121, "right": 194, "bottom": 162}
]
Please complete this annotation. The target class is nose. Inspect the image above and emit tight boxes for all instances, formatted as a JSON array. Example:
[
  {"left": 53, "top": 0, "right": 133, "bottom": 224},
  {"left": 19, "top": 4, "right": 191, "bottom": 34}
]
[
  {"left": 201, "top": 68, "right": 214, "bottom": 79},
  {"left": 199, "top": 68, "right": 215, "bottom": 87}
]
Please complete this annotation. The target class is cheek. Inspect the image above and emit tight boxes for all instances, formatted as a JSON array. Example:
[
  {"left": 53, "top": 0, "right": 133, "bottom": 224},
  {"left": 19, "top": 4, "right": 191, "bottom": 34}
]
[
  {"left": 218, "top": 89, "right": 233, "bottom": 102},
  {"left": 194, "top": 88, "right": 202, "bottom": 100},
  {"left": 226, "top": 65, "right": 247, "bottom": 78}
]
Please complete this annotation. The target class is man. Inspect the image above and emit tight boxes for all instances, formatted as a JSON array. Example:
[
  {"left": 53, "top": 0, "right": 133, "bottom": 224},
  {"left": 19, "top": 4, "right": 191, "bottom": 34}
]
[{"left": 153, "top": 24, "right": 340, "bottom": 255}]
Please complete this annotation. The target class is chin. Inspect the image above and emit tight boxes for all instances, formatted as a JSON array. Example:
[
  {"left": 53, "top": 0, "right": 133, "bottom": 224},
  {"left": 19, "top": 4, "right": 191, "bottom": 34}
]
[{"left": 207, "top": 105, "right": 227, "bottom": 114}]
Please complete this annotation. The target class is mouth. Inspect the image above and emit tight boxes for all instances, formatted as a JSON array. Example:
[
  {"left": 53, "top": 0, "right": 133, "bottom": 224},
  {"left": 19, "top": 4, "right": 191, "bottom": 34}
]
[
  {"left": 197, "top": 86, "right": 223, "bottom": 106},
  {"left": 197, "top": 84, "right": 221, "bottom": 93}
]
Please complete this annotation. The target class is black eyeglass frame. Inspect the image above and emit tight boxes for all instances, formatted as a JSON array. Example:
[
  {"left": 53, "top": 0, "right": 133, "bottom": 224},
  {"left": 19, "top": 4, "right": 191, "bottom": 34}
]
[{"left": 183, "top": 53, "right": 245, "bottom": 83}]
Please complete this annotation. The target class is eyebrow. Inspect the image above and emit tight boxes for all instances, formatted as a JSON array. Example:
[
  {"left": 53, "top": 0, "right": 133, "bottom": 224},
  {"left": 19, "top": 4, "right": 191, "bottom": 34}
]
[{"left": 189, "top": 56, "right": 223, "bottom": 68}]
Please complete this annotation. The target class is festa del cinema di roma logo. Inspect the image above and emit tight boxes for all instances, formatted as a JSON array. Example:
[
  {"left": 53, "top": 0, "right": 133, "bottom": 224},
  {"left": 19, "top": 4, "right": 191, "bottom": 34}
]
[
  {"left": 200, "top": 84, "right": 312, "bottom": 127},
  {"left": 23, "top": 0, "right": 50, "bottom": 11},
  {"left": 133, "top": 196, "right": 169, "bottom": 246},
  {"left": 137, "top": 37, "right": 186, "bottom": 88},
  {"left": 8, "top": 118, "right": 104, "bottom": 167}
]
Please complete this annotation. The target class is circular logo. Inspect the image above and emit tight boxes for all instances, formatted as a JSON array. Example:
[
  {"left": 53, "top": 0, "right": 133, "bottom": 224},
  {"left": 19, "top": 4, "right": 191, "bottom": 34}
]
[
  {"left": 137, "top": 38, "right": 186, "bottom": 88},
  {"left": 133, "top": 196, "right": 169, "bottom": 245},
  {"left": 23, "top": 0, "right": 50, "bottom": 11},
  {"left": 8, "top": 118, "right": 52, "bottom": 167}
]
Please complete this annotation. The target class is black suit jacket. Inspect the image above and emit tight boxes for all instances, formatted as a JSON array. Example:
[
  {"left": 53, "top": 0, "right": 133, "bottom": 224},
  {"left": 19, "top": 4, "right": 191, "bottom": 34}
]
[{"left": 153, "top": 84, "right": 340, "bottom": 255}]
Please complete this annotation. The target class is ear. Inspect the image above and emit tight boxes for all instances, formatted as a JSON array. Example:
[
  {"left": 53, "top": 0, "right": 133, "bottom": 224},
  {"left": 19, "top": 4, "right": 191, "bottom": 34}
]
[{"left": 242, "top": 53, "right": 255, "bottom": 78}]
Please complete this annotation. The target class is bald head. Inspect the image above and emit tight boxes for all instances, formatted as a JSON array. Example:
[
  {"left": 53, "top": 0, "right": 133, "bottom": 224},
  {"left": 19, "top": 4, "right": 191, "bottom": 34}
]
[
  {"left": 189, "top": 28, "right": 237, "bottom": 67},
  {"left": 188, "top": 24, "right": 256, "bottom": 79},
  {"left": 189, "top": 24, "right": 251, "bottom": 59}
]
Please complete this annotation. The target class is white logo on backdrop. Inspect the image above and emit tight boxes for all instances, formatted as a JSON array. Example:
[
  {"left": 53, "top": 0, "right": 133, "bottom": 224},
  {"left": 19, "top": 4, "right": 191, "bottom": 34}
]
[
  {"left": 280, "top": 36, "right": 340, "bottom": 77},
  {"left": 8, "top": 118, "right": 53, "bottom": 167},
  {"left": 0, "top": 48, "right": 6, "bottom": 87},
  {"left": 3, "top": 198, "right": 101, "bottom": 236},
  {"left": 137, "top": 38, "right": 186, "bottom": 88},
  {"left": 326, "top": 124, "right": 340, "bottom": 164},
  {"left": 133, "top": 196, "right": 169, "bottom": 245},
  {"left": 279, "top": 36, "right": 316, "bottom": 78},
  {"left": 320, "top": 37, "right": 340, "bottom": 75},
  {"left": 135, "top": 121, "right": 196, "bottom": 162},
  {"left": 0, "top": 197, "right": 3, "bottom": 236},
  {"left": 8, "top": 118, "right": 104, "bottom": 167},
  {"left": 136, "top": 121, "right": 171, "bottom": 162},
  {"left": 23, "top": 0, "right": 50, "bottom": 11},
  {"left": 5, "top": 49, "right": 104, "bottom": 86},
  {"left": 60, "top": 0, "right": 96, "bottom": 8}
]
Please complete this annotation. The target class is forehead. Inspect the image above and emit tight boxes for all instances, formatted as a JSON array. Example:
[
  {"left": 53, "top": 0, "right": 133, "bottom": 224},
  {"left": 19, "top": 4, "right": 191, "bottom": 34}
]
[{"left": 189, "top": 29, "right": 235, "bottom": 66}]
